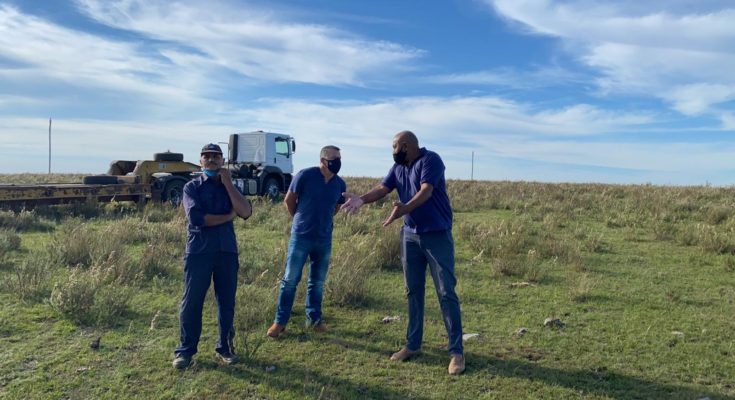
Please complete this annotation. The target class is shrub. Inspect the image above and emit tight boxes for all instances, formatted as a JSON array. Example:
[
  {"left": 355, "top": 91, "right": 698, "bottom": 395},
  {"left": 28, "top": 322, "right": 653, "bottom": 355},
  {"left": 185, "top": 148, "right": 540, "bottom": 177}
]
[
  {"left": 49, "top": 267, "right": 132, "bottom": 326},
  {"left": 0, "top": 209, "right": 50, "bottom": 231},
  {"left": 695, "top": 224, "right": 735, "bottom": 254},
  {"left": 49, "top": 269, "right": 97, "bottom": 324},
  {"left": 48, "top": 222, "right": 123, "bottom": 268},
  {"left": 0, "top": 229, "right": 22, "bottom": 254},
  {"left": 142, "top": 203, "right": 176, "bottom": 223},
  {"left": 0, "top": 252, "right": 54, "bottom": 301},
  {"left": 704, "top": 205, "right": 730, "bottom": 225},
  {"left": 92, "top": 285, "right": 133, "bottom": 326},
  {"left": 652, "top": 220, "right": 678, "bottom": 242},
  {"left": 137, "top": 244, "right": 178, "bottom": 280}
]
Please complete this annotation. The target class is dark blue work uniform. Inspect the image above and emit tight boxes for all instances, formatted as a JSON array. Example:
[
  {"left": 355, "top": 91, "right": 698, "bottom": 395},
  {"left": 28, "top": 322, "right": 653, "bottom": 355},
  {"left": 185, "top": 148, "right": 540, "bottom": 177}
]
[
  {"left": 382, "top": 148, "right": 464, "bottom": 355},
  {"left": 175, "top": 174, "right": 239, "bottom": 358}
]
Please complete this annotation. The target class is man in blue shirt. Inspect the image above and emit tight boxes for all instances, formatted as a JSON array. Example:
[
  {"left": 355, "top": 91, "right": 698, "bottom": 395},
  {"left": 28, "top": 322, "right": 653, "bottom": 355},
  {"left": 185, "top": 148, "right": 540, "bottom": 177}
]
[
  {"left": 341, "top": 131, "right": 465, "bottom": 375},
  {"left": 172, "top": 143, "right": 252, "bottom": 369},
  {"left": 267, "top": 145, "right": 346, "bottom": 338}
]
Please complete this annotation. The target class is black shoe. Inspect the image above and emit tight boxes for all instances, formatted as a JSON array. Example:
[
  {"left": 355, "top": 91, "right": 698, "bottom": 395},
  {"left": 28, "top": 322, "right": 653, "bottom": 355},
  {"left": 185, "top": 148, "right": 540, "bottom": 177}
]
[
  {"left": 172, "top": 354, "right": 192, "bottom": 369},
  {"left": 216, "top": 351, "right": 239, "bottom": 365}
]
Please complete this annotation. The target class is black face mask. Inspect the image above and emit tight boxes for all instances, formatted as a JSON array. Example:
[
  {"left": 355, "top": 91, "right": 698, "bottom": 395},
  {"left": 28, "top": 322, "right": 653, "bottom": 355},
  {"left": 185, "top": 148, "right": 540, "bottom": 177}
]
[
  {"left": 393, "top": 148, "right": 408, "bottom": 165},
  {"left": 326, "top": 158, "right": 341, "bottom": 175}
]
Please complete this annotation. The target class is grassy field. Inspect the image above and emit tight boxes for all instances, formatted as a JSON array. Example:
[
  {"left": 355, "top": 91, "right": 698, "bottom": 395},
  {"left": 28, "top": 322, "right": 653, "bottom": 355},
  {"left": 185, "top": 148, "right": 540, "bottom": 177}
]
[{"left": 0, "top": 174, "right": 734, "bottom": 399}]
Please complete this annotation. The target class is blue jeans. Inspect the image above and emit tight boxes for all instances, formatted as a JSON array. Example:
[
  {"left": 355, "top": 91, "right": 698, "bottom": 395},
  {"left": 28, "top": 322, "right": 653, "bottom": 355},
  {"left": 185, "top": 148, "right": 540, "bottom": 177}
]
[
  {"left": 175, "top": 252, "right": 238, "bottom": 357},
  {"left": 401, "top": 229, "right": 463, "bottom": 355},
  {"left": 274, "top": 235, "right": 332, "bottom": 325}
]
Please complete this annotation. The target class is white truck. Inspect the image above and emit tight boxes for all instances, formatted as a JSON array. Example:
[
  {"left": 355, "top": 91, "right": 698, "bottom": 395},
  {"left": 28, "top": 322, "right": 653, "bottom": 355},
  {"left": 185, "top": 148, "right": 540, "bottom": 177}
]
[{"left": 226, "top": 130, "right": 296, "bottom": 198}]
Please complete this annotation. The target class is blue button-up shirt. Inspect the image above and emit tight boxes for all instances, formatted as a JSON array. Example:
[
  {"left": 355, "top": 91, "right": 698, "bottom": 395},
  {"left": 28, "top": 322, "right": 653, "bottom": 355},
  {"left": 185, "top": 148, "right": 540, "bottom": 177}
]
[
  {"left": 289, "top": 166, "right": 346, "bottom": 240},
  {"left": 382, "top": 148, "right": 453, "bottom": 233},
  {"left": 182, "top": 174, "right": 238, "bottom": 254}
]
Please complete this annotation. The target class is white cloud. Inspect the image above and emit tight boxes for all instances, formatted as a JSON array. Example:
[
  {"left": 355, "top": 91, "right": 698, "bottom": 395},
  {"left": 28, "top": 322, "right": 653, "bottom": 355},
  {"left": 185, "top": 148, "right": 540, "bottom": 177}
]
[
  {"left": 427, "top": 66, "right": 587, "bottom": 89},
  {"left": 74, "top": 0, "right": 422, "bottom": 86},
  {"left": 0, "top": 95, "right": 729, "bottom": 184},
  {"left": 0, "top": 4, "right": 207, "bottom": 114},
  {"left": 489, "top": 0, "right": 735, "bottom": 122}
]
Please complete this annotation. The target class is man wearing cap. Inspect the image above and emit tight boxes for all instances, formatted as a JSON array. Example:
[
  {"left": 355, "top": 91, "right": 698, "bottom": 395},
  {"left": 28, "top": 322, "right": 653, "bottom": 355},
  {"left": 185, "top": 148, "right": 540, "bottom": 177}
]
[
  {"left": 266, "top": 145, "right": 346, "bottom": 338},
  {"left": 341, "top": 131, "right": 466, "bottom": 375},
  {"left": 172, "top": 143, "right": 252, "bottom": 369}
]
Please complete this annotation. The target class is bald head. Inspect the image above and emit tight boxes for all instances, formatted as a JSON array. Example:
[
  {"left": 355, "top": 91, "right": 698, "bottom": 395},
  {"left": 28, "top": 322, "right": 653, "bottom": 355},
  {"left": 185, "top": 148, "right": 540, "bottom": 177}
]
[
  {"left": 394, "top": 130, "right": 419, "bottom": 148},
  {"left": 392, "top": 130, "right": 421, "bottom": 165}
]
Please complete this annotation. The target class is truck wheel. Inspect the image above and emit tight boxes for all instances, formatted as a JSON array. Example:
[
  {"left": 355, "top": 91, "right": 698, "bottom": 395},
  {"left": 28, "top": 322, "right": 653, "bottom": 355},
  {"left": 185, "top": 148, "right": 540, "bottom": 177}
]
[
  {"left": 153, "top": 152, "right": 184, "bottom": 162},
  {"left": 161, "top": 180, "right": 185, "bottom": 207},
  {"left": 83, "top": 175, "right": 119, "bottom": 185},
  {"left": 262, "top": 177, "right": 281, "bottom": 200}
]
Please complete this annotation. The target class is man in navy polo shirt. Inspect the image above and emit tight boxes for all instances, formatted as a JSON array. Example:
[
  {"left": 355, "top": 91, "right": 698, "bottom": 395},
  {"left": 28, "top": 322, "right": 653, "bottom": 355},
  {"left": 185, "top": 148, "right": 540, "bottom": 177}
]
[
  {"left": 172, "top": 143, "right": 252, "bottom": 369},
  {"left": 341, "top": 131, "right": 465, "bottom": 375},
  {"left": 267, "top": 145, "right": 346, "bottom": 338}
]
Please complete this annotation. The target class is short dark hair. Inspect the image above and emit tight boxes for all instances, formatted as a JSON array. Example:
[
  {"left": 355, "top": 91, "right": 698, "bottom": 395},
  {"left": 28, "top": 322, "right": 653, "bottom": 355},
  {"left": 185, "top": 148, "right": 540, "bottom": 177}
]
[{"left": 320, "top": 145, "right": 340, "bottom": 158}]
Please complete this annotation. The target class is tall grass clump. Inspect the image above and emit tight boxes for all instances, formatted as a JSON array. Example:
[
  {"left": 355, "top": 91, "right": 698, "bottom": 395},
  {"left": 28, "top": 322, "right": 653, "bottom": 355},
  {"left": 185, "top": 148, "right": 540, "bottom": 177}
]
[
  {"left": 233, "top": 282, "right": 275, "bottom": 359},
  {"left": 0, "top": 209, "right": 50, "bottom": 231},
  {"left": 47, "top": 221, "right": 124, "bottom": 268},
  {"left": 0, "top": 229, "right": 21, "bottom": 264},
  {"left": 49, "top": 267, "right": 133, "bottom": 326},
  {"left": 0, "top": 252, "right": 54, "bottom": 301},
  {"left": 704, "top": 205, "right": 731, "bottom": 225},
  {"left": 327, "top": 235, "right": 378, "bottom": 307},
  {"left": 694, "top": 223, "right": 735, "bottom": 254}
]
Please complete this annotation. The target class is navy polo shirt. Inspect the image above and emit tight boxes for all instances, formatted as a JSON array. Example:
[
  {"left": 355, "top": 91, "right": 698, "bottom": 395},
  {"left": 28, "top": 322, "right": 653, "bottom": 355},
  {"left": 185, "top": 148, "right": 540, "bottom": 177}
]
[
  {"left": 382, "top": 148, "right": 453, "bottom": 233},
  {"left": 182, "top": 174, "right": 238, "bottom": 254},
  {"left": 289, "top": 167, "right": 346, "bottom": 240}
]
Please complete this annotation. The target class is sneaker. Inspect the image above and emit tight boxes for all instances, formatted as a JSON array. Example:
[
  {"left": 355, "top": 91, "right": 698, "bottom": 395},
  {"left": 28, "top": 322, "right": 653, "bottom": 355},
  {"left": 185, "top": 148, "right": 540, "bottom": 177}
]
[
  {"left": 448, "top": 354, "right": 465, "bottom": 375},
  {"left": 216, "top": 351, "right": 239, "bottom": 365},
  {"left": 267, "top": 323, "right": 286, "bottom": 338},
  {"left": 172, "top": 354, "right": 192, "bottom": 369},
  {"left": 389, "top": 347, "right": 420, "bottom": 361}
]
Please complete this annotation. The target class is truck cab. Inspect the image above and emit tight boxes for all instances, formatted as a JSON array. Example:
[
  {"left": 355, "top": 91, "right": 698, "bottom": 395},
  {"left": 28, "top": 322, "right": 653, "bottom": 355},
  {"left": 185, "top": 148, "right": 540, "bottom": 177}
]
[{"left": 227, "top": 131, "right": 296, "bottom": 197}]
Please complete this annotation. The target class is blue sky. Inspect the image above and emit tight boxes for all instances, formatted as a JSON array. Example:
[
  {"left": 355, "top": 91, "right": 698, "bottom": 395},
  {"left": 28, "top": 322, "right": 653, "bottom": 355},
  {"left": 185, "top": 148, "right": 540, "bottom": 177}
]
[{"left": 0, "top": 0, "right": 733, "bottom": 185}]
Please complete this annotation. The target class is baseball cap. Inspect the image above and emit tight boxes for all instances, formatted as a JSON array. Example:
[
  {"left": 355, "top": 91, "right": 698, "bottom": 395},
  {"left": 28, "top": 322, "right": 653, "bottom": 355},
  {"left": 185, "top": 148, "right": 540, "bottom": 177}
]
[{"left": 201, "top": 143, "right": 223, "bottom": 155}]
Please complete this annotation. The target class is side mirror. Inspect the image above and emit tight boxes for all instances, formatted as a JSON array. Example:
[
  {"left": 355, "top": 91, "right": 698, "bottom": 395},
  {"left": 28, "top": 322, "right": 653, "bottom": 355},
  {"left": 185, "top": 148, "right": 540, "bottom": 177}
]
[{"left": 291, "top": 140, "right": 296, "bottom": 153}]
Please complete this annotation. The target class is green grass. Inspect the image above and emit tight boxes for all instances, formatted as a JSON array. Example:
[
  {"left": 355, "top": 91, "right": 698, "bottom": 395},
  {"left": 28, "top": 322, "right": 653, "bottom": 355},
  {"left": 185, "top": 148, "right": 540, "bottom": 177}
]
[{"left": 0, "top": 177, "right": 734, "bottom": 399}]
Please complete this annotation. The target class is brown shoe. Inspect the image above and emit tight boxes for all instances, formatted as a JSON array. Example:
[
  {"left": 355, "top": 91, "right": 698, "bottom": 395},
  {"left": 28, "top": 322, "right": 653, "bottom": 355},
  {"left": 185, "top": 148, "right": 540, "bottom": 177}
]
[
  {"left": 390, "top": 347, "right": 420, "bottom": 361},
  {"left": 267, "top": 323, "right": 285, "bottom": 338},
  {"left": 448, "top": 354, "right": 466, "bottom": 375},
  {"left": 311, "top": 321, "right": 328, "bottom": 333}
]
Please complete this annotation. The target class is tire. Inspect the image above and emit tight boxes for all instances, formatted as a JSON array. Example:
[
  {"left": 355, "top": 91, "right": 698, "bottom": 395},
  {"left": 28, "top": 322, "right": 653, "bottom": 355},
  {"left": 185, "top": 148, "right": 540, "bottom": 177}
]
[
  {"left": 83, "top": 175, "right": 119, "bottom": 185},
  {"left": 153, "top": 152, "right": 184, "bottom": 162},
  {"left": 161, "top": 179, "right": 185, "bottom": 207},
  {"left": 262, "top": 177, "right": 281, "bottom": 200}
]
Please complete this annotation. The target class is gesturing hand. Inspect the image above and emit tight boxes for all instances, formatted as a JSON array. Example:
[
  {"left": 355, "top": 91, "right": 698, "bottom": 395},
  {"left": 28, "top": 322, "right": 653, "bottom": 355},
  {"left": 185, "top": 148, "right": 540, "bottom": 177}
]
[
  {"left": 340, "top": 192, "right": 364, "bottom": 215},
  {"left": 382, "top": 201, "right": 407, "bottom": 227}
]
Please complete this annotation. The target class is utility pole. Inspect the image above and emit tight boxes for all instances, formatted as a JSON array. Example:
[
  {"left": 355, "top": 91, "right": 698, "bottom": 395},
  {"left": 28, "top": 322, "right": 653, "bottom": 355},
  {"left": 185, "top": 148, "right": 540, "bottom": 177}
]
[
  {"left": 471, "top": 151, "right": 474, "bottom": 181},
  {"left": 48, "top": 118, "right": 52, "bottom": 174}
]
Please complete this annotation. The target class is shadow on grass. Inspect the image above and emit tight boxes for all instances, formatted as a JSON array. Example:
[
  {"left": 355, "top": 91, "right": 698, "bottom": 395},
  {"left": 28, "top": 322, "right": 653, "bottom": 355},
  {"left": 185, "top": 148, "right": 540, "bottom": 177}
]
[
  {"left": 190, "top": 355, "right": 429, "bottom": 400},
  {"left": 306, "top": 326, "right": 733, "bottom": 399},
  {"left": 410, "top": 349, "right": 733, "bottom": 400}
]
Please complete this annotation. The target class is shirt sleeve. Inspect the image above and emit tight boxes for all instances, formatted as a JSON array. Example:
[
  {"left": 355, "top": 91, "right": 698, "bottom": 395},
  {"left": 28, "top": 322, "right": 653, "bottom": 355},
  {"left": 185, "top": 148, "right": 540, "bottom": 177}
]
[
  {"left": 338, "top": 179, "right": 347, "bottom": 204},
  {"left": 381, "top": 165, "right": 397, "bottom": 190},
  {"left": 183, "top": 182, "right": 205, "bottom": 228},
  {"left": 420, "top": 152, "right": 444, "bottom": 187},
  {"left": 288, "top": 169, "right": 305, "bottom": 194}
]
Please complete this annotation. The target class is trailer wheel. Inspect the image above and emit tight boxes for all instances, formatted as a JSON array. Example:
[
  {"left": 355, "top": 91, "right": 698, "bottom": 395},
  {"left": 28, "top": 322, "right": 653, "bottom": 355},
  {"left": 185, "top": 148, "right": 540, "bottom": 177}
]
[
  {"left": 153, "top": 152, "right": 184, "bottom": 162},
  {"left": 82, "top": 175, "right": 119, "bottom": 185},
  {"left": 262, "top": 177, "right": 281, "bottom": 201},
  {"left": 161, "top": 180, "right": 185, "bottom": 207}
]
